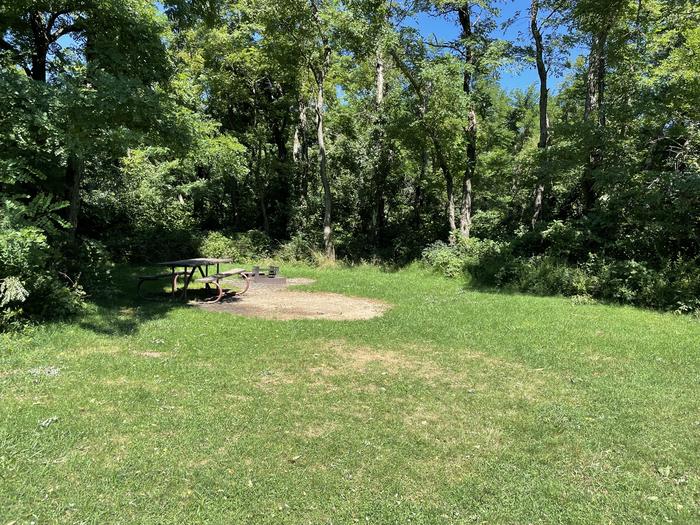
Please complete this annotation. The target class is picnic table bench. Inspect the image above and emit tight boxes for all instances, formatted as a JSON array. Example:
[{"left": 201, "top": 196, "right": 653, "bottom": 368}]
[
  {"left": 138, "top": 258, "right": 248, "bottom": 301},
  {"left": 138, "top": 259, "right": 283, "bottom": 302},
  {"left": 195, "top": 268, "right": 250, "bottom": 302},
  {"left": 137, "top": 270, "right": 189, "bottom": 299}
]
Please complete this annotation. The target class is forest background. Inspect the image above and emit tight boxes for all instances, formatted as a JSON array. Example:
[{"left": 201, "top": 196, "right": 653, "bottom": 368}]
[{"left": 1, "top": 0, "right": 698, "bottom": 326}]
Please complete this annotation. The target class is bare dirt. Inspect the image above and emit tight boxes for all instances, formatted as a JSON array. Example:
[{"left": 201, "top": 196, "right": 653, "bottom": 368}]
[{"left": 195, "top": 278, "right": 390, "bottom": 321}]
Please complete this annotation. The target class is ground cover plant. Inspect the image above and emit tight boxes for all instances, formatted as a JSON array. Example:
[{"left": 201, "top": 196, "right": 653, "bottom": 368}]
[{"left": 1, "top": 265, "right": 699, "bottom": 524}]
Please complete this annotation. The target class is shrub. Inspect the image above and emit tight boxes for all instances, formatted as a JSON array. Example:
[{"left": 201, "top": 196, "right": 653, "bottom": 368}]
[
  {"left": 506, "top": 256, "right": 592, "bottom": 297},
  {"left": 422, "top": 235, "right": 700, "bottom": 314},
  {"left": 235, "top": 230, "right": 271, "bottom": 259},
  {"left": 200, "top": 231, "right": 241, "bottom": 260},
  {"left": 421, "top": 241, "right": 465, "bottom": 279},
  {"left": 0, "top": 196, "right": 84, "bottom": 329},
  {"left": 124, "top": 227, "right": 200, "bottom": 263},
  {"left": 540, "top": 220, "right": 585, "bottom": 260},
  {"left": 584, "top": 255, "right": 700, "bottom": 312},
  {"left": 422, "top": 237, "right": 512, "bottom": 284},
  {"left": 199, "top": 230, "right": 271, "bottom": 262},
  {"left": 73, "top": 238, "right": 115, "bottom": 294},
  {"left": 277, "top": 234, "right": 319, "bottom": 264},
  {"left": 459, "top": 237, "right": 512, "bottom": 286}
]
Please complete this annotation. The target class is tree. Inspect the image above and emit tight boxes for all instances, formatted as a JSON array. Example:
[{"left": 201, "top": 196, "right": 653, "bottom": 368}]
[
  {"left": 260, "top": 0, "right": 341, "bottom": 259},
  {"left": 0, "top": 0, "right": 171, "bottom": 237},
  {"left": 530, "top": 0, "right": 547, "bottom": 228}
]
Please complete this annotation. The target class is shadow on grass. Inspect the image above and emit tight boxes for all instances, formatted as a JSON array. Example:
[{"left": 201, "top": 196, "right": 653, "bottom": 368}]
[{"left": 76, "top": 265, "right": 217, "bottom": 337}]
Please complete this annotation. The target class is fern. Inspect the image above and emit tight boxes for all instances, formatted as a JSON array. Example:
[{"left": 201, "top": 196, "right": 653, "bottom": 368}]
[
  {"left": 2, "top": 193, "right": 68, "bottom": 236},
  {"left": 0, "top": 277, "right": 29, "bottom": 307}
]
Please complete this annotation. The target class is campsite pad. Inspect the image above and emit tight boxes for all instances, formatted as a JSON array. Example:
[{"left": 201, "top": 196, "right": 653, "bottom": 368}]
[{"left": 195, "top": 278, "right": 391, "bottom": 320}]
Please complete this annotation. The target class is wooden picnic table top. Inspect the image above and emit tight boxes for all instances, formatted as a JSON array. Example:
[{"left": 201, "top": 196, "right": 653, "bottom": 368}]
[{"left": 156, "top": 258, "right": 232, "bottom": 267}]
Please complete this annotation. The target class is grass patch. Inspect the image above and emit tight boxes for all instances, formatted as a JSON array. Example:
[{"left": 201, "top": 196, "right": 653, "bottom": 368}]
[{"left": 1, "top": 264, "right": 699, "bottom": 523}]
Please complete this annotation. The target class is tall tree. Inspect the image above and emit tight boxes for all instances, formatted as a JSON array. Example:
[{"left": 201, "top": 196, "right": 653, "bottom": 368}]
[
  {"left": 530, "top": 0, "right": 548, "bottom": 228},
  {"left": 575, "top": 0, "right": 627, "bottom": 213},
  {"left": 388, "top": 43, "right": 456, "bottom": 235},
  {"left": 0, "top": 1, "right": 170, "bottom": 237},
  {"left": 457, "top": 3, "right": 477, "bottom": 239}
]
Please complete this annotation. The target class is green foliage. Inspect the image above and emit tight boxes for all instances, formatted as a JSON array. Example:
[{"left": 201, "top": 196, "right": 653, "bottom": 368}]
[
  {"left": 0, "top": 196, "right": 84, "bottom": 329},
  {"left": 422, "top": 237, "right": 511, "bottom": 284},
  {"left": 1, "top": 0, "right": 699, "bottom": 321},
  {"left": 199, "top": 231, "right": 241, "bottom": 261},
  {"left": 424, "top": 242, "right": 700, "bottom": 314},
  {"left": 74, "top": 238, "right": 115, "bottom": 293},
  {"left": 276, "top": 234, "right": 327, "bottom": 266},
  {"left": 199, "top": 230, "right": 271, "bottom": 262},
  {"left": 506, "top": 256, "right": 592, "bottom": 297},
  {"left": 421, "top": 241, "right": 465, "bottom": 279}
]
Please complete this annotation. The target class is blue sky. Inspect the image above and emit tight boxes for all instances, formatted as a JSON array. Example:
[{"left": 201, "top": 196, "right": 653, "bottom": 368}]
[{"left": 407, "top": 0, "right": 585, "bottom": 94}]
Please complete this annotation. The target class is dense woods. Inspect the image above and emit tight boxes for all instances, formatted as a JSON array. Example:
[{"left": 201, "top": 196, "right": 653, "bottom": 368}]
[{"left": 1, "top": 0, "right": 699, "bottom": 326}]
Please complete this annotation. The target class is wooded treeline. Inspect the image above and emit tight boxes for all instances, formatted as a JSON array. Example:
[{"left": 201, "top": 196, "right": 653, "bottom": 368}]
[{"left": 1, "top": 0, "right": 699, "bottom": 323}]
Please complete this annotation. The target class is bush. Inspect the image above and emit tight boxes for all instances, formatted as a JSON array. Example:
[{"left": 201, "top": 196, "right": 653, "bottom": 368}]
[
  {"left": 123, "top": 227, "right": 200, "bottom": 263},
  {"left": 584, "top": 255, "right": 700, "bottom": 312},
  {"left": 0, "top": 196, "right": 84, "bottom": 329},
  {"left": 422, "top": 237, "right": 512, "bottom": 284},
  {"left": 506, "top": 256, "right": 592, "bottom": 297},
  {"left": 200, "top": 231, "right": 241, "bottom": 260},
  {"left": 235, "top": 230, "right": 272, "bottom": 259},
  {"left": 73, "top": 238, "right": 114, "bottom": 294},
  {"left": 422, "top": 235, "right": 700, "bottom": 314},
  {"left": 199, "top": 230, "right": 271, "bottom": 262},
  {"left": 276, "top": 234, "right": 319, "bottom": 264},
  {"left": 421, "top": 241, "right": 465, "bottom": 279}
]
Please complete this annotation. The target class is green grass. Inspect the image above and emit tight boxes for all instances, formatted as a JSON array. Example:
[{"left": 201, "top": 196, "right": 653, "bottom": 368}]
[{"left": 1, "top": 264, "right": 699, "bottom": 524}]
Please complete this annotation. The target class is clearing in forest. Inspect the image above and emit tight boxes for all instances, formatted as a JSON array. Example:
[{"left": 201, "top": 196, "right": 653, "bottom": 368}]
[{"left": 1, "top": 264, "right": 699, "bottom": 524}]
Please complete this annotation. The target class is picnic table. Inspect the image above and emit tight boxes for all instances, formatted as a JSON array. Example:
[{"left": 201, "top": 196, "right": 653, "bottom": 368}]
[{"left": 138, "top": 258, "right": 248, "bottom": 301}]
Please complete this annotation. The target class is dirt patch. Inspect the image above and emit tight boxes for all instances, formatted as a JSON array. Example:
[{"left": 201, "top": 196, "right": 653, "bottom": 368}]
[
  {"left": 323, "top": 340, "right": 454, "bottom": 383},
  {"left": 197, "top": 280, "right": 390, "bottom": 321},
  {"left": 136, "top": 351, "right": 165, "bottom": 358},
  {"left": 301, "top": 421, "right": 338, "bottom": 438},
  {"left": 307, "top": 340, "right": 560, "bottom": 402}
]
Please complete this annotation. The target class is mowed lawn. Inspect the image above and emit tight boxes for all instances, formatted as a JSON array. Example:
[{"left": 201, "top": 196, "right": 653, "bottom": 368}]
[{"left": 1, "top": 265, "right": 699, "bottom": 524}]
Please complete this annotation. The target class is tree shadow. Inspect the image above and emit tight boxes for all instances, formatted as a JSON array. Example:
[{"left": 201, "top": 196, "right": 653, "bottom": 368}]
[{"left": 75, "top": 265, "right": 214, "bottom": 337}]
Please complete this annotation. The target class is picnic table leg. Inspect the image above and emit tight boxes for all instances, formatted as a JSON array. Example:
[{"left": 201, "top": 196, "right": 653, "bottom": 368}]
[
  {"left": 170, "top": 267, "right": 178, "bottom": 297},
  {"left": 198, "top": 265, "right": 213, "bottom": 294},
  {"left": 183, "top": 266, "right": 197, "bottom": 300}
]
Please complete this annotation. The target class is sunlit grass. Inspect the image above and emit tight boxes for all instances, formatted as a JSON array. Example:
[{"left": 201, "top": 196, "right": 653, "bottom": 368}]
[{"left": 1, "top": 264, "right": 699, "bottom": 523}]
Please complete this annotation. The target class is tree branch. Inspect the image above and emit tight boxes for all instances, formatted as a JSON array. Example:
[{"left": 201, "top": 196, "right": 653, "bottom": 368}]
[
  {"left": 388, "top": 47, "right": 423, "bottom": 103},
  {"left": 427, "top": 37, "right": 466, "bottom": 58},
  {"left": 0, "top": 37, "right": 32, "bottom": 77}
]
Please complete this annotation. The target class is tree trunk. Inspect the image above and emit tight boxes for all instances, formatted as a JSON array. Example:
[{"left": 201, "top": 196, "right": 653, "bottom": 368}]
[
  {"left": 255, "top": 145, "right": 270, "bottom": 235},
  {"left": 582, "top": 28, "right": 608, "bottom": 211},
  {"left": 308, "top": 0, "right": 334, "bottom": 259},
  {"left": 29, "top": 12, "right": 49, "bottom": 82},
  {"left": 459, "top": 166, "right": 472, "bottom": 238},
  {"left": 531, "top": 0, "right": 548, "bottom": 228},
  {"left": 375, "top": 49, "right": 385, "bottom": 107},
  {"left": 67, "top": 153, "right": 83, "bottom": 240},
  {"left": 371, "top": 48, "right": 388, "bottom": 247},
  {"left": 293, "top": 100, "right": 310, "bottom": 206},
  {"left": 412, "top": 146, "right": 427, "bottom": 227},
  {"left": 315, "top": 77, "right": 335, "bottom": 260},
  {"left": 458, "top": 3, "right": 477, "bottom": 239},
  {"left": 459, "top": 108, "right": 476, "bottom": 238},
  {"left": 389, "top": 47, "right": 455, "bottom": 238}
]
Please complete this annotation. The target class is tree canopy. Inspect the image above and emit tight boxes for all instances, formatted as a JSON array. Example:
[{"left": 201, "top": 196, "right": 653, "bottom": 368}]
[{"left": 1, "top": 0, "right": 699, "bottom": 325}]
